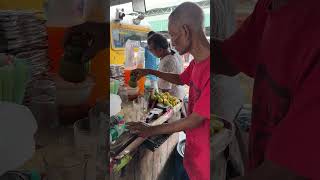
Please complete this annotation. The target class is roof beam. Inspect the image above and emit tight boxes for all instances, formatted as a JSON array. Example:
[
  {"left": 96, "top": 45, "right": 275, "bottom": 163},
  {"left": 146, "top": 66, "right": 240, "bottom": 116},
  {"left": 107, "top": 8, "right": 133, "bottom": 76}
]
[{"left": 145, "top": 0, "right": 210, "bottom": 17}]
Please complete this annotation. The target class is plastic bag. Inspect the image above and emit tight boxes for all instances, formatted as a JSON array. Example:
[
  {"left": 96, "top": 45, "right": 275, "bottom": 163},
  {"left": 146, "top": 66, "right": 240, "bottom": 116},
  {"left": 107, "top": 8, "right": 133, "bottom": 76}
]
[{"left": 124, "top": 40, "right": 140, "bottom": 69}]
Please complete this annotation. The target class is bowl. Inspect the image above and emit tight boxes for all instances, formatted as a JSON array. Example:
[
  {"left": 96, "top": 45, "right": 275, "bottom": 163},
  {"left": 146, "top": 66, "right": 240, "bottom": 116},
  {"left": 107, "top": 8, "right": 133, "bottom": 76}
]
[
  {"left": 53, "top": 74, "right": 95, "bottom": 106},
  {"left": 127, "top": 86, "right": 139, "bottom": 101},
  {"left": 127, "top": 86, "right": 139, "bottom": 95}
]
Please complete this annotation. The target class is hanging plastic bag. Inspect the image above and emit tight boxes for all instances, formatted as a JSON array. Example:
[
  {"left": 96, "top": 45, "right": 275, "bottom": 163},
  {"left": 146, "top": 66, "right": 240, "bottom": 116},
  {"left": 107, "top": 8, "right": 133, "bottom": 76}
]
[{"left": 124, "top": 40, "right": 140, "bottom": 69}]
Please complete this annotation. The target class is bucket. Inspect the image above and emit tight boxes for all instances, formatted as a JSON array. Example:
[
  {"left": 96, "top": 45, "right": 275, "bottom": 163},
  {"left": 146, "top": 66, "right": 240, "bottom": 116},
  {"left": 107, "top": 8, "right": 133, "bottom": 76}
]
[
  {"left": 174, "top": 140, "right": 189, "bottom": 180},
  {"left": 30, "top": 95, "right": 58, "bottom": 130},
  {"left": 44, "top": 146, "right": 88, "bottom": 180}
]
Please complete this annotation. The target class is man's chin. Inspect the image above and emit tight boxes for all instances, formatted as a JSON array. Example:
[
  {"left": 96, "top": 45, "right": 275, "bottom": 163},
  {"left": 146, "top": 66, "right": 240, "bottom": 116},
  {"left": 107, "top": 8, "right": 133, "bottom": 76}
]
[{"left": 177, "top": 48, "right": 188, "bottom": 55}]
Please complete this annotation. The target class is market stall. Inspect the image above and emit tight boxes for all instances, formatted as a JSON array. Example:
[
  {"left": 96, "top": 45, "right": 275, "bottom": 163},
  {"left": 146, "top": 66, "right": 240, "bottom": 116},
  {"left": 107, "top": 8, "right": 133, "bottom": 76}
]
[
  {"left": 108, "top": 8, "right": 184, "bottom": 178},
  {"left": 109, "top": 71, "right": 183, "bottom": 179}
]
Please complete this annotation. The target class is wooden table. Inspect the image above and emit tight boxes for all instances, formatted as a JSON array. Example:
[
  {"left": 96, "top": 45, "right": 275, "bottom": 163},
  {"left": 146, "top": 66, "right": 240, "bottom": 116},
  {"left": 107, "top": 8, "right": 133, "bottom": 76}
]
[{"left": 110, "top": 103, "right": 182, "bottom": 180}]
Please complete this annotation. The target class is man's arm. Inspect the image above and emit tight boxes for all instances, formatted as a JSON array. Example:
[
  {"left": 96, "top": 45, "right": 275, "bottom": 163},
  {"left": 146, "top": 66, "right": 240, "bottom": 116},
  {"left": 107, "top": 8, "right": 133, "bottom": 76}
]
[
  {"left": 138, "top": 69, "right": 184, "bottom": 85},
  {"left": 152, "top": 113, "right": 204, "bottom": 135},
  {"left": 127, "top": 113, "right": 205, "bottom": 137},
  {"left": 212, "top": 0, "right": 270, "bottom": 78},
  {"left": 234, "top": 55, "right": 320, "bottom": 180},
  {"left": 159, "top": 89, "right": 170, "bottom": 93},
  {"left": 212, "top": 38, "right": 240, "bottom": 76},
  {"left": 231, "top": 160, "right": 308, "bottom": 180}
]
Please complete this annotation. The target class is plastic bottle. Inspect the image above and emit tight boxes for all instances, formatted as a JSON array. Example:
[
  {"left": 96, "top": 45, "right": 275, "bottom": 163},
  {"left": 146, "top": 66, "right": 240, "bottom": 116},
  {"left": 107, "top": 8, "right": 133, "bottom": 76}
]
[
  {"left": 110, "top": 128, "right": 118, "bottom": 142},
  {"left": 136, "top": 47, "right": 146, "bottom": 94}
]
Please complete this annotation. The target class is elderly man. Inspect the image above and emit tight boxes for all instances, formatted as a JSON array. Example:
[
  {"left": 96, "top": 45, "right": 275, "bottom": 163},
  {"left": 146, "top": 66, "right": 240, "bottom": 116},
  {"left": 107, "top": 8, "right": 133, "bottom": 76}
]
[
  {"left": 127, "top": 2, "right": 210, "bottom": 180},
  {"left": 214, "top": 0, "right": 320, "bottom": 179}
]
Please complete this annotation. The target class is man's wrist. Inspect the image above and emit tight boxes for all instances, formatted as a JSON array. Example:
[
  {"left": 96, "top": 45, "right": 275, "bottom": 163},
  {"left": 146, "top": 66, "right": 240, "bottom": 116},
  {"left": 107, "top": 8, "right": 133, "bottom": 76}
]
[
  {"left": 147, "top": 125, "right": 158, "bottom": 137},
  {"left": 146, "top": 69, "right": 154, "bottom": 75}
]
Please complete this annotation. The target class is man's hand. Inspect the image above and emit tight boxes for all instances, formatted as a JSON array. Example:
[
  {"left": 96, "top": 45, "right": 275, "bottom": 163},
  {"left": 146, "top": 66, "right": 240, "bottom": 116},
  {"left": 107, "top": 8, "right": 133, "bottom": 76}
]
[
  {"left": 126, "top": 121, "right": 154, "bottom": 138},
  {"left": 131, "top": 68, "right": 150, "bottom": 80},
  {"left": 127, "top": 113, "right": 205, "bottom": 139},
  {"left": 64, "top": 22, "right": 108, "bottom": 62}
]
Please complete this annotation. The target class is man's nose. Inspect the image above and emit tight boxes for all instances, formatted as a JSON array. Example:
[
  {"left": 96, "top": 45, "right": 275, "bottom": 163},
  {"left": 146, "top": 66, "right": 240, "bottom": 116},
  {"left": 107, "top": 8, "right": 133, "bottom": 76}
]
[{"left": 171, "top": 40, "right": 176, "bottom": 47}]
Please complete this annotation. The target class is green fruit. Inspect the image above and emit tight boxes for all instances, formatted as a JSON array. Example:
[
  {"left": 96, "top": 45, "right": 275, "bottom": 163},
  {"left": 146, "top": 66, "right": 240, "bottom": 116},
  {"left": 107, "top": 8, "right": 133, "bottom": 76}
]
[
  {"left": 211, "top": 128, "right": 215, "bottom": 136},
  {"left": 130, "top": 72, "right": 137, "bottom": 81},
  {"left": 128, "top": 80, "right": 137, "bottom": 88},
  {"left": 130, "top": 75, "right": 136, "bottom": 81},
  {"left": 59, "top": 59, "right": 90, "bottom": 83},
  {"left": 212, "top": 120, "right": 224, "bottom": 131}
]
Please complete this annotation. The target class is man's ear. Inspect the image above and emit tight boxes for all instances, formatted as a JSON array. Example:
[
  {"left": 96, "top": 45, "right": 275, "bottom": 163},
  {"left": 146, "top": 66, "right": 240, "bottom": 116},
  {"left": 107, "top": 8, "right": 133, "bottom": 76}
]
[{"left": 183, "top": 24, "right": 191, "bottom": 40}]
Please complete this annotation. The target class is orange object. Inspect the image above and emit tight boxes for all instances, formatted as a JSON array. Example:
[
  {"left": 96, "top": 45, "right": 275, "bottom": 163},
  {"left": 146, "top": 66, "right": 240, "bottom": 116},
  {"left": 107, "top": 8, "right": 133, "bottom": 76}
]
[
  {"left": 47, "top": 27, "right": 66, "bottom": 73},
  {"left": 124, "top": 69, "right": 145, "bottom": 95},
  {"left": 138, "top": 76, "right": 145, "bottom": 95},
  {"left": 87, "top": 49, "right": 109, "bottom": 106},
  {"left": 124, "top": 69, "right": 131, "bottom": 85}
]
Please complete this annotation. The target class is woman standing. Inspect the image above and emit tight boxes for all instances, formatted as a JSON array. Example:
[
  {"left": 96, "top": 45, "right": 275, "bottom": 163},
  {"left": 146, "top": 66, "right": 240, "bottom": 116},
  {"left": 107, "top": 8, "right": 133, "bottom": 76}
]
[{"left": 147, "top": 32, "right": 185, "bottom": 100}]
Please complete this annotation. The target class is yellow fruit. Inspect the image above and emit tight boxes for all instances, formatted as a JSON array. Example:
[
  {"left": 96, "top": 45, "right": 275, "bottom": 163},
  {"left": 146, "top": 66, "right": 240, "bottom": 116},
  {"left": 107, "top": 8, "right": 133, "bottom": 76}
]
[
  {"left": 159, "top": 98, "right": 164, "bottom": 103},
  {"left": 212, "top": 120, "right": 224, "bottom": 131}
]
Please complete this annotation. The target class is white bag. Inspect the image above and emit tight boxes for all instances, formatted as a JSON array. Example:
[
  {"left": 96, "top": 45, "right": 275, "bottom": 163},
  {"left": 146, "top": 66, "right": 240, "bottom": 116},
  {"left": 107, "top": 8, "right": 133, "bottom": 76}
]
[
  {"left": 0, "top": 102, "right": 37, "bottom": 175},
  {"left": 124, "top": 40, "right": 140, "bottom": 69},
  {"left": 110, "top": 94, "right": 122, "bottom": 117}
]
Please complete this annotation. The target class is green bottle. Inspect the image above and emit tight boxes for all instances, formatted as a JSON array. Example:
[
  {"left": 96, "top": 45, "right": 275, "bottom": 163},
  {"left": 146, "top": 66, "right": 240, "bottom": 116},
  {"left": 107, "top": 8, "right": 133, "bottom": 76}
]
[{"left": 110, "top": 127, "right": 118, "bottom": 142}]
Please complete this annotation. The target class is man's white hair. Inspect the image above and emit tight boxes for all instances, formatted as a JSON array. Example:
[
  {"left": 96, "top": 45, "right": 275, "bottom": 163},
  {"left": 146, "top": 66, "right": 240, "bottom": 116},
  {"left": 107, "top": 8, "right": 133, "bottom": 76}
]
[{"left": 169, "top": 2, "right": 205, "bottom": 32}]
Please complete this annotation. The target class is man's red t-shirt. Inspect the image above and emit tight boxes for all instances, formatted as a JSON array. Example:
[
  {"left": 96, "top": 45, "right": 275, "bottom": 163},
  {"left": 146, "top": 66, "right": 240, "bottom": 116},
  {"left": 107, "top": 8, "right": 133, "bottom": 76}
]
[
  {"left": 222, "top": 0, "right": 320, "bottom": 179},
  {"left": 180, "top": 57, "right": 210, "bottom": 180}
]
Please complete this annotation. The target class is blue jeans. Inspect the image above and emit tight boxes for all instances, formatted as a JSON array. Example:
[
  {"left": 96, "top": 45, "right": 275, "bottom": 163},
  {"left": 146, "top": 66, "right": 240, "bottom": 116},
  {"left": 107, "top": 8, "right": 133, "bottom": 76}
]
[{"left": 174, "top": 148, "right": 190, "bottom": 180}]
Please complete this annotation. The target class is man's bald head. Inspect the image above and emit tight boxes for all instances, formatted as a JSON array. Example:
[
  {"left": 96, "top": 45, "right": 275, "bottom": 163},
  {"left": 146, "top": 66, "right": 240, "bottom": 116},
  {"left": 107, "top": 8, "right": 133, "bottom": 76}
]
[{"left": 169, "top": 2, "right": 205, "bottom": 33}]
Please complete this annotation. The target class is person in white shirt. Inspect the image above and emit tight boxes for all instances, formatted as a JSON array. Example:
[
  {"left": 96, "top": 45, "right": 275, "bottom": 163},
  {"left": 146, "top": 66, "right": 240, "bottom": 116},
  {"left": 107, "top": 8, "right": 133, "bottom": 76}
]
[{"left": 147, "top": 33, "right": 185, "bottom": 100}]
